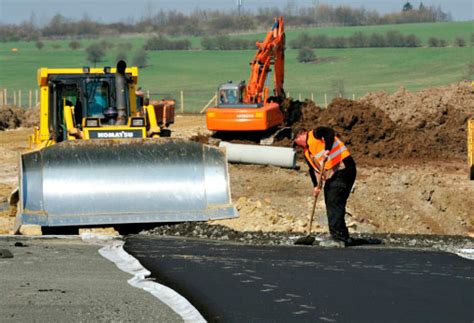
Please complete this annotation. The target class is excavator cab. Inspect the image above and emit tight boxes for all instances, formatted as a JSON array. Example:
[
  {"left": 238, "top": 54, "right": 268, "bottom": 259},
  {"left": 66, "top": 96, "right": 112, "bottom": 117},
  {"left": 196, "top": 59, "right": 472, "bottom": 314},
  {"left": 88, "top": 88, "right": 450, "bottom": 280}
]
[{"left": 218, "top": 81, "right": 246, "bottom": 106}]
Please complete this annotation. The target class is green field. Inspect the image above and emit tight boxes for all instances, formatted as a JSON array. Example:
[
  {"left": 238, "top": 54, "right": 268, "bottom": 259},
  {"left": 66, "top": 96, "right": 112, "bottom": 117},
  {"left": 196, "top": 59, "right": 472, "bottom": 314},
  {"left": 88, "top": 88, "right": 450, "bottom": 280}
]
[{"left": 0, "top": 21, "right": 472, "bottom": 112}]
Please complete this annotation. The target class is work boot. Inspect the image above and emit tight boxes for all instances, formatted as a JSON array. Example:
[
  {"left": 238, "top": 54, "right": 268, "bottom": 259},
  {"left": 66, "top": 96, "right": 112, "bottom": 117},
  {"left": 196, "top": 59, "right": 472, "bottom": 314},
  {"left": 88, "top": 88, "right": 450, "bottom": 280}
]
[
  {"left": 318, "top": 237, "right": 345, "bottom": 248},
  {"left": 344, "top": 237, "right": 383, "bottom": 247}
]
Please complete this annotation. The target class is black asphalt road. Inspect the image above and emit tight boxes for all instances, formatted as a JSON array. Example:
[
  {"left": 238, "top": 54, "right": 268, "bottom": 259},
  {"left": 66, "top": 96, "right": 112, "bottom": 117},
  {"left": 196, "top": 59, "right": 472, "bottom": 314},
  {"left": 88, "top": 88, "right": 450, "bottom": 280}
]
[{"left": 125, "top": 236, "right": 474, "bottom": 323}]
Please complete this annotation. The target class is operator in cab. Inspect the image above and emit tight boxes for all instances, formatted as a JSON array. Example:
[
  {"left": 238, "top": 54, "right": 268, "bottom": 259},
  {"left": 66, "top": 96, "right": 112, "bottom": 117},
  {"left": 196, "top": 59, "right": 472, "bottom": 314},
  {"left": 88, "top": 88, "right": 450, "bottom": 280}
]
[
  {"left": 219, "top": 89, "right": 238, "bottom": 105},
  {"left": 89, "top": 89, "right": 107, "bottom": 118}
]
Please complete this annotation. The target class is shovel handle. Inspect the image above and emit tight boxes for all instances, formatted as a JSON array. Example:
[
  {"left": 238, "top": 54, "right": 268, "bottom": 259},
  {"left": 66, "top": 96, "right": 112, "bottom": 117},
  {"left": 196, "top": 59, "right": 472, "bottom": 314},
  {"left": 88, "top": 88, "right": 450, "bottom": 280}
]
[
  {"left": 308, "top": 160, "right": 326, "bottom": 234},
  {"left": 308, "top": 194, "right": 318, "bottom": 234}
]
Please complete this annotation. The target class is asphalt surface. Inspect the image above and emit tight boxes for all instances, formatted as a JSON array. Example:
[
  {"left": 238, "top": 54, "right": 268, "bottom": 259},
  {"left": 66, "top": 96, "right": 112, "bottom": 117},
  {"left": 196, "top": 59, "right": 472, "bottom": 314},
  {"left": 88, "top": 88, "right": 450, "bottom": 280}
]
[
  {"left": 0, "top": 237, "right": 182, "bottom": 322},
  {"left": 125, "top": 235, "right": 474, "bottom": 323}
]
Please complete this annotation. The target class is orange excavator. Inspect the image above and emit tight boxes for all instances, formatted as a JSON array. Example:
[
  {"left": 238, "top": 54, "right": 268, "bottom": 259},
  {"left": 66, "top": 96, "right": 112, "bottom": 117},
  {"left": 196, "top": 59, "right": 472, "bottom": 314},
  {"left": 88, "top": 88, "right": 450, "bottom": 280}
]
[{"left": 206, "top": 17, "right": 288, "bottom": 142}]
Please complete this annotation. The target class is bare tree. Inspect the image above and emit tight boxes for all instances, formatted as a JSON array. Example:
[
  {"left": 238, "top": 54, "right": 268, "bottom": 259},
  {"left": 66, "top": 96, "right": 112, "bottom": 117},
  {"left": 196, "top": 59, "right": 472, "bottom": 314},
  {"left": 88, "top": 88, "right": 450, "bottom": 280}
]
[
  {"left": 331, "top": 79, "right": 345, "bottom": 98},
  {"left": 132, "top": 49, "right": 149, "bottom": 68},
  {"left": 116, "top": 50, "right": 128, "bottom": 63},
  {"left": 454, "top": 37, "right": 466, "bottom": 47},
  {"left": 297, "top": 48, "right": 316, "bottom": 63},
  {"left": 86, "top": 43, "right": 106, "bottom": 66},
  {"left": 35, "top": 41, "right": 44, "bottom": 50},
  {"left": 402, "top": 2, "right": 413, "bottom": 11},
  {"left": 69, "top": 41, "right": 81, "bottom": 50}
]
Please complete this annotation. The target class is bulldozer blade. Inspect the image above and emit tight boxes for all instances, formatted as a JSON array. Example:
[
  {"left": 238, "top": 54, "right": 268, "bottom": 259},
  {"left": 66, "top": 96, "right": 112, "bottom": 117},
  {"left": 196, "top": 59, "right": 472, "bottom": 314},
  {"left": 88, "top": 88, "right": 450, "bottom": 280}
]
[{"left": 15, "top": 139, "right": 237, "bottom": 230}]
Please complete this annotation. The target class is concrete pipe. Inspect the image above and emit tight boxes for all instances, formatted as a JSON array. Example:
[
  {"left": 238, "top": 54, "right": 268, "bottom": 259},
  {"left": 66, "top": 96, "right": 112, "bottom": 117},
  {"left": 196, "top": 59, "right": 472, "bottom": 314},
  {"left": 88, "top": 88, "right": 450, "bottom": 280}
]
[{"left": 219, "top": 141, "right": 296, "bottom": 169}]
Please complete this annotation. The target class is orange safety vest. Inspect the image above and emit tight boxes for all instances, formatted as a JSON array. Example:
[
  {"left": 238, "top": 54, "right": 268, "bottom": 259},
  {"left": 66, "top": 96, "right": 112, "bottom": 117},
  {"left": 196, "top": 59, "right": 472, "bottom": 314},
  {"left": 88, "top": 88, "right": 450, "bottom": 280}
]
[{"left": 304, "top": 130, "right": 351, "bottom": 173}]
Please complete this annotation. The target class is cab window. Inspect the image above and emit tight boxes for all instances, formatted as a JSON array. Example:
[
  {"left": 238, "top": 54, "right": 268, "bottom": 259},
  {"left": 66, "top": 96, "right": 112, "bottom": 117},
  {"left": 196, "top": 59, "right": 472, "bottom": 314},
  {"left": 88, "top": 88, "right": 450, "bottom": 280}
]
[{"left": 85, "top": 81, "right": 109, "bottom": 117}]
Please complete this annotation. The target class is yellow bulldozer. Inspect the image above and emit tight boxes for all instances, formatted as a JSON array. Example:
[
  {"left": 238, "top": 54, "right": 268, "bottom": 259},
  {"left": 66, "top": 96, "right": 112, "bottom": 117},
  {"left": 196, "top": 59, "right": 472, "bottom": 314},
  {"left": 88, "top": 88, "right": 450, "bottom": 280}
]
[{"left": 10, "top": 61, "right": 237, "bottom": 233}]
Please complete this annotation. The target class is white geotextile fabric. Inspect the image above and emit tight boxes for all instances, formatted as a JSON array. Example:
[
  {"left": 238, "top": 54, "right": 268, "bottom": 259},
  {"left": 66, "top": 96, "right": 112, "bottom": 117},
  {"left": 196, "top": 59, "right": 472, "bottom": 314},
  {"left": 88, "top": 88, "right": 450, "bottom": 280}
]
[{"left": 81, "top": 235, "right": 206, "bottom": 323}]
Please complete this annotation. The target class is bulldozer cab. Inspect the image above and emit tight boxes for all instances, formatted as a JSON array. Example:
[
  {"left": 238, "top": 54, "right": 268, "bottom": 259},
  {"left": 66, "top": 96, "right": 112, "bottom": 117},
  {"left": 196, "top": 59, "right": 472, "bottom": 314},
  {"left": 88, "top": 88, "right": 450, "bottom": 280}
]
[{"left": 47, "top": 72, "right": 133, "bottom": 143}]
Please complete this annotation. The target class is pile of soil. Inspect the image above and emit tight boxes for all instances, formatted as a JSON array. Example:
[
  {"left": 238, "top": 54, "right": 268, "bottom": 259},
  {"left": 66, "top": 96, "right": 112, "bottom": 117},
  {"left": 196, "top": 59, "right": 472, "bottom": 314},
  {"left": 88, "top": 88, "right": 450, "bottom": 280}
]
[
  {"left": 190, "top": 134, "right": 210, "bottom": 144},
  {"left": 277, "top": 82, "right": 473, "bottom": 161},
  {"left": 284, "top": 98, "right": 399, "bottom": 160},
  {"left": 0, "top": 107, "right": 22, "bottom": 130},
  {"left": 0, "top": 106, "right": 39, "bottom": 130},
  {"left": 360, "top": 82, "right": 473, "bottom": 128}
]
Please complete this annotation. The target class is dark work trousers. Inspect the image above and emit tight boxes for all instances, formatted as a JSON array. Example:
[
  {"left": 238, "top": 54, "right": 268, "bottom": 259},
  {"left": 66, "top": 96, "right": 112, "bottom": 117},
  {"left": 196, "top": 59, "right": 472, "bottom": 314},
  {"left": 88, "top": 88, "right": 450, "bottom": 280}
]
[{"left": 323, "top": 166, "right": 357, "bottom": 241}]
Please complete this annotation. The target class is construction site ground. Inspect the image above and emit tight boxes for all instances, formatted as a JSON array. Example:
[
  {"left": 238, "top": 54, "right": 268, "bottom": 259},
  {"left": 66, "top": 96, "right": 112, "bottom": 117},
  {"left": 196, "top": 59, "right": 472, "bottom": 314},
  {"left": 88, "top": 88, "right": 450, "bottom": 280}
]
[
  {"left": 1, "top": 82, "right": 473, "bottom": 237},
  {"left": 0, "top": 119, "right": 473, "bottom": 237}
]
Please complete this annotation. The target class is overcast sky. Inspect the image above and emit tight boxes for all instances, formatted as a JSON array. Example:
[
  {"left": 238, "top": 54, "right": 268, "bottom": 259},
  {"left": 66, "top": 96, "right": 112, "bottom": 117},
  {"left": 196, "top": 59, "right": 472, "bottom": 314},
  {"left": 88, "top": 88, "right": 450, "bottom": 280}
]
[{"left": 0, "top": 0, "right": 472, "bottom": 24}]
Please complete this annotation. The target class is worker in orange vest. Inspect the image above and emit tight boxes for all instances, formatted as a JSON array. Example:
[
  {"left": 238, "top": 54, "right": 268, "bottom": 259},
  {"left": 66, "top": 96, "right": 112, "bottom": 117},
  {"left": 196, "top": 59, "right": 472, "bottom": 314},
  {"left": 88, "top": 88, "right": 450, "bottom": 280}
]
[{"left": 294, "top": 127, "right": 356, "bottom": 247}]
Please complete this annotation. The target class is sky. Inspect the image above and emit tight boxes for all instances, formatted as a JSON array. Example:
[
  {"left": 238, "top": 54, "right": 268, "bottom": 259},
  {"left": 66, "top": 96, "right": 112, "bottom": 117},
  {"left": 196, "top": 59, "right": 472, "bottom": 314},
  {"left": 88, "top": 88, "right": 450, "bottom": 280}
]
[{"left": 0, "top": 0, "right": 472, "bottom": 25}]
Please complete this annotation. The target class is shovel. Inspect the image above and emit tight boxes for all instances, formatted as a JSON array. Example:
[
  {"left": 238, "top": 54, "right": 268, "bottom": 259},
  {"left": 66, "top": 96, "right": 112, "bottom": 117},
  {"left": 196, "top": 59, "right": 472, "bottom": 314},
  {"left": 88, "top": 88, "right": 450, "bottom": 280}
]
[{"left": 294, "top": 160, "right": 325, "bottom": 246}]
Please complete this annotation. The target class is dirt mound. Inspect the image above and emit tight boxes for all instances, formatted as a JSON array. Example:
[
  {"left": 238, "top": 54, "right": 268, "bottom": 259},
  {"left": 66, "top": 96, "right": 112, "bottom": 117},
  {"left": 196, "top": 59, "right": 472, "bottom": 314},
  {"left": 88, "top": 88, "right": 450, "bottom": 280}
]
[
  {"left": 360, "top": 81, "right": 473, "bottom": 129},
  {"left": 0, "top": 107, "right": 22, "bottom": 130},
  {"left": 283, "top": 98, "right": 398, "bottom": 159},
  {"left": 21, "top": 107, "right": 39, "bottom": 128},
  {"left": 277, "top": 82, "right": 472, "bottom": 161},
  {"left": 196, "top": 82, "right": 472, "bottom": 161},
  {"left": 357, "top": 82, "right": 472, "bottom": 160},
  {"left": 190, "top": 134, "right": 210, "bottom": 144},
  {"left": 0, "top": 106, "right": 39, "bottom": 130}
]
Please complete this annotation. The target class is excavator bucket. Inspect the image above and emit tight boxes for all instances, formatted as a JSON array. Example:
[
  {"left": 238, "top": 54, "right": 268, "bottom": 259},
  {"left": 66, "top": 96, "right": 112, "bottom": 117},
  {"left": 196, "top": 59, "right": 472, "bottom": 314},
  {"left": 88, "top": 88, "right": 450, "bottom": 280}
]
[{"left": 14, "top": 139, "right": 237, "bottom": 230}]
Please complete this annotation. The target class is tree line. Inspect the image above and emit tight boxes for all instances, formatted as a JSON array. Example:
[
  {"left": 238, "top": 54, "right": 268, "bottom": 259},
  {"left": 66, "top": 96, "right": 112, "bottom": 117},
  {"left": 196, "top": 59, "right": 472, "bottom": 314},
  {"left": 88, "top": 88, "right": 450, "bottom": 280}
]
[
  {"left": 0, "top": 3, "right": 451, "bottom": 42},
  {"left": 290, "top": 31, "right": 422, "bottom": 48}
]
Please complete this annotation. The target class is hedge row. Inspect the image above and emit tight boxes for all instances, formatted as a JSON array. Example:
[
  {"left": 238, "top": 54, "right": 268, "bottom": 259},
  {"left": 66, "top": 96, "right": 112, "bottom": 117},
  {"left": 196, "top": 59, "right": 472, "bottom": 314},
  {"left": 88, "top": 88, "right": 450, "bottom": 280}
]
[
  {"left": 144, "top": 35, "right": 191, "bottom": 50},
  {"left": 289, "top": 31, "right": 423, "bottom": 49}
]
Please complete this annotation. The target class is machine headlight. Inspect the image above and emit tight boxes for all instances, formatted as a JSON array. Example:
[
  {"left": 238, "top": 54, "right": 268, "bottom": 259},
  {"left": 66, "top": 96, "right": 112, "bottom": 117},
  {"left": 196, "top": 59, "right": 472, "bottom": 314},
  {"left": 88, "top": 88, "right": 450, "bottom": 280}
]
[
  {"left": 131, "top": 118, "right": 145, "bottom": 127},
  {"left": 85, "top": 118, "right": 100, "bottom": 127},
  {"left": 207, "top": 112, "right": 216, "bottom": 118},
  {"left": 255, "top": 112, "right": 264, "bottom": 119}
]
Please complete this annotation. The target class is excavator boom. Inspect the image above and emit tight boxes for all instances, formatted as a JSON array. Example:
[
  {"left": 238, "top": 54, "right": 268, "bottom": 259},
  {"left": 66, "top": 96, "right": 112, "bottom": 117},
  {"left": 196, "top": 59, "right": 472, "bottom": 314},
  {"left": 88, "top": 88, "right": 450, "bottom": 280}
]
[{"left": 246, "top": 17, "right": 285, "bottom": 103}]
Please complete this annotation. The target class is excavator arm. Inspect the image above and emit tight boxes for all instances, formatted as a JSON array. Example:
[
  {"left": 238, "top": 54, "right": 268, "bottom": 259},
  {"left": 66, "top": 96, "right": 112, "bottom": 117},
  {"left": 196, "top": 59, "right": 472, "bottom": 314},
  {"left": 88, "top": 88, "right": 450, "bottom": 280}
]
[{"left": 245, "top": 17, "right": 285, "bottom": 104}]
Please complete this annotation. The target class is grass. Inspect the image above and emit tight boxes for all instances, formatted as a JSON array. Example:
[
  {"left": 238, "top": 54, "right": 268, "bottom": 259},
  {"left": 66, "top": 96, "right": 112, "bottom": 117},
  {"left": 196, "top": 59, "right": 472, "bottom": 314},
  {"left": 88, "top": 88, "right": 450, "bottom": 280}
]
[{"left": 0, "top": 21, "right": 472, "bottom": 112}]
